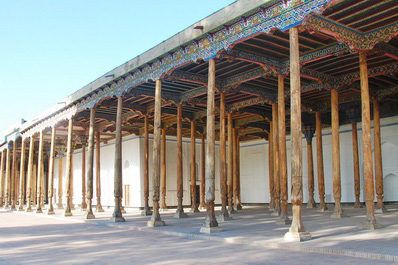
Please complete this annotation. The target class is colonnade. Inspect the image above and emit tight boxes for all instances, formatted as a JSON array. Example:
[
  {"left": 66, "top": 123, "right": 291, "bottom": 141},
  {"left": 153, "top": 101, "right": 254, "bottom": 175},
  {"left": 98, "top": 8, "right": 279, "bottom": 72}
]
[{"left": 0, "top": 28, "right": 388, "bottom": 240}]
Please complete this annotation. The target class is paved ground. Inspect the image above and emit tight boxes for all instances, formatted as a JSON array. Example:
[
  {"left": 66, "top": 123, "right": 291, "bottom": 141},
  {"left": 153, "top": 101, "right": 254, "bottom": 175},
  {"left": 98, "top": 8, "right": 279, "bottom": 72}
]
[{"left": 0, "top": 204, "right": 397, "bottom": 264}]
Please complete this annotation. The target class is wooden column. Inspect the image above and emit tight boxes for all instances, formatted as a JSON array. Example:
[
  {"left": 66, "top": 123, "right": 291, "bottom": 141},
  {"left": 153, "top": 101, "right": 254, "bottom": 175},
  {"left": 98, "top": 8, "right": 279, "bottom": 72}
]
[
  {"left": 351, "top": 122, "right": 361, "bottom": 208},
  {"left": 190, "top": 121, "right": 200, "bottom": 213},
  {"left": 232, "top": 128, "right": 238, "bottom": 210},
  {"left": 3, "top": 148, "right": 11, "bottom": 209},
  {"left": 199, "top": 133, "right": 206, "bottom": 210},
  {"left": 95, "top": 131, "right": 104, "bottom": 212},
  {"left": 17, "top": 139, "right": 27, "bottom": 211},
  {"left": 271, "top": 103, "right": 280, "bottom": 216},
  {"left": 359, "top": 52, "right": 381, "bottom": 229},
  {"left": 0, "top": 151, "right": 4, "bottom": 206},
  {"left": 25, "top": 138, "right": 35, "bottom": 212},
  {"left": 160, "top": 127, "right": 168, "bottom": 211},
  {"left": 347, "top": 107, "right": 361, "bottom": 208},
  {"left": 236, "top": 136, "right": 242, "bottom": 210},
  {"left": 85, "top": 108, "right": 96, "bottom": 219},
  {"left": 373, "top": 98, "right": 386, "bottom": 213},
  {"left": 109, "top": 96, "right": 125, "bottom": 221},
  {"left": 10, "top": 141, "right": 17, "bottom": 210},
  {"left": 268, "top": 121, "right": 275, "bottom": 211},
  {"left": 57, "top": 154, "right": 64, "bottom": 209},
  {"left": 200, "top": 58, "right": 222, "bottom": 233},
  {"left": 277, "top": 74, "right": 290, "bottom": 224},
  {"left": 142, "top": 114, "right": 152, "bottom": 216},
  {"left": 303, "top": 127, "right": 316, "bottom": 208},
  {"left": 110, "top": 96, "right": 125, "bottom": 222},
  {"left": 174, "top": 103, "right": 188, "bottom": 218},
  {"left": 219, "top": 93, "right": 230, "bottom": 220},
  {"left": 64, "top": 118, "right": 74, "bottom": 217},
  {"left": 330, "top": 88, "right": 345, "bottom": 218},
  {"left": 315, "top": 112, "right": 327, "bottom": 211},
  {"left": 148, "top": 79, "right": 165, "bottom": 226},
  {"left": 35, "top": 131, "right": 44, "bottom": 213},
  {"left": 284, "top": 27, "right": 311, "bottom": 242},
  {"left": 80, "top": 137, "right": 87, "bottom": 211},
  {"left": 227, "top": 113, "right": 235, "bottom": 214},
  {"left": 46, "top": 127, "right": 56, "bottom": 215}
]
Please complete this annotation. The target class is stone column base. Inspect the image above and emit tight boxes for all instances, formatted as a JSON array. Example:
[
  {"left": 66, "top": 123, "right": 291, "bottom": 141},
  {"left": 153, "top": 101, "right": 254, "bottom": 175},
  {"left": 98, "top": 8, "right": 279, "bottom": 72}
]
[
  {"left": 189, "top": 207, "right": 200, "bottom": 213},
  {"left": 64, "top": 212, "right": 73, "bottom": 217},
  {"left": 141, "top": 208, "right": 152, "bottom": 216},
  {"left": 147, "top": 220, "right": 166, "bottom": 227},
  {"left": 284, "top": 231, "right": 312, "bottom": 242},
  {"left": 330, "top": 212, "right": 346, "bottom": 218},
  {"left": 276, "top": 217, "right": 292, "bottom": 225},
  {"left": 46, "top": 209, "right": 55, "bottom": 215},
  {"left": 85, "top": 212, "right": 96, "bottom": 219},
  {"left": 375, "top": 207, "right": 387, "bottom": 214},
  {"left": 200, "top": 226, "right": 223, "bottom": 234},
  {"left": 174, "top": 211, "right": 188, "bottom": 218},
  {"left": 359, "top": 221, "right": 383, "bottom": 230},
  {"left": 110, "top": 216, "right": 125, "bottom": 222},
  {"left": 217, "top": 215, "right": 233, "bottom": 222}
]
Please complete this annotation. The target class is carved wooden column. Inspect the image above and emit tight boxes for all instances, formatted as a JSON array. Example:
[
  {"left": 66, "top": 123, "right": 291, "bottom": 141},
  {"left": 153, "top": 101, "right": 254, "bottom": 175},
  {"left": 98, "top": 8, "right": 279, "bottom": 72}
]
[
  {"left": 110, "top": 96, "right": 125, "bottom": 222},
  {"left": 148, "top": 79, "right": 165, "bottom": 226},
  {"left": 373, "top": 98, "right": 387, "bottom": 213},
  {"left": 11, "top": 141, "right": 17, "bottom": 210},
  {"left": 268, "top": 121, "right": 274, "bottom": 211},
  {"left": 3, "top": 147, "right": 11, "bottom": 209},
  {"left": 271, "top": 103, "right": 280, "bottom": 216},
  {"left": 17, "top": 139, "right": 27, "bottom": 211},
  {"left": 199, "top": 133, "right": 206, "bottom": 210},
  {"left": 277, "top": 74, "right": 290, "bottom": 224},
  {"left": 303, "top": 126, "right": 316, "bottom": 208},
  {"left": 64, "top": 118, "right": 74, "bottom": 217},
  {"left": 95, "top": 131, "right": 104, "bottom": 212},
  {"left": 315, "top": 112, "right": 327, "bottom": 211},
  {"left": 227, "top": 113, "right": 235, "bottom": 214},
  {"left": 284, "top": 27, "right": 311, "bottom": 242},
  {"left": 56, "top": 145, "right": 65, "bottom": 209},
  {"left": 85, "top": 108, "right": 96, "bottom": 219},
  {"left": 160, "top": 127, "right": 168, "bottom": 211},
  {"left": 219, "top": 93, "right": 230, "bottom": 220},
  {"left": 80, "top": 136, "right": 87, "bottom": 211},
  {"left": 232, "top": 128, "right": 238, "bottom": 210},
  {"left": 175, "top": 103, "right": 188, "bottom": 218},
  {"left": 359, "top": 52, "right": 381, "bottom": 229},
  {"left": 35, "top": 131, "right": 44, "bottom": 213},
  {"left": 0, "top": 151, "right": 4, "bottom": 207},
  {"left": 347, "top": 108, "right": 361, "bottom": 208},
  {"left": 201, "top": 58, "right": 222, "bottom": 233},
  {"left": 142, "top": 114, "right": 152, "bottom": 216},
  {"left": 25, "top": 138, "right": 35, "bottom": 212},
  {"left": 46, "top": 127, "right": 56, "bottom": 215},
  {"left": 236, "top": 136, "right": 242, "bottom": 210},
  {"left": 190, "top": 121, "right": 200, "bottom": 213},
  {"left": 330, "top": 88, "right": 345, "bottom": 218}
]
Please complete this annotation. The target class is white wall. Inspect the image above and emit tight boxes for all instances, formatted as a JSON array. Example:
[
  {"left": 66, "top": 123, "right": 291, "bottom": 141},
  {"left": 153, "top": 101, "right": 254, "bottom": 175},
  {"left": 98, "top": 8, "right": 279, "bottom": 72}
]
[
  {"left": 53, "top": 116, "right": 398, "bottom": 208},
  {"left": 240, "top": 116, "right": 398, "bottom": 204}
]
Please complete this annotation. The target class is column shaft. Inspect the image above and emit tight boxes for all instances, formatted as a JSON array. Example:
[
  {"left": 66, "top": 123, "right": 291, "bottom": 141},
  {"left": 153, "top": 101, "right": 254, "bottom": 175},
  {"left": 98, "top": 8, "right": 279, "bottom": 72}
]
[
  {"left": 11, "top": 141, "right": 17, "bottom": 209},
  {"left": 227, "top": 113, "right": 235, "bottom": 214},
  {"left": 95, "top": 131, "right": 104, "bottom": 212},
  {"left": 85, "top": 108, "right": 96, "bottom": 219},
  {"left": 284, "top": 27, "right": 311, "bottom": 241},
  {"left": 331, "top": 88, "right": 345, "bottom": 218},
  {"left": 359, "top": 52, "right": 380, "bottom": 228},
  {"left": 315, "top": 112, "right": 327, "bottom": 211},
  {"left": 64, "top": 119, "right": 74, "bottom": 217},
  {"left": 352, "top": 122, "right": 361, "bottom": 208},
  {"left": 200, "top": 134, "right": 206, "bottom": 209},
  {"left": 0, "top": 151, "right": 4, "bottom": 206},
  {"left": 142, "top": 114, "right": 152, "bottom": 215},
  {"left": 46, "top": 127, "right": 56, "bottom": 214},
  {"left": 3, "top": 148, "right": 11, "bottom": 209},
  {"left": 219, "top": 93, "right": 229, "bottom": 219},
  {"left": 161, "top": 128, "right": 168, "bottom": 210},
  {"left": 201, "top": 58, "right": 221, "bottom": 233},
  {"left": 36, "top": 131, "right": 44, "bottom": 213},
  {"left": 148, "top": 79, "right": 165, "bottom": 226},
  {"left": 272, "top": 103, "right": 280, "bottom": 216},
  {"left": 17, "top": 140, "right": 26, "bottom": 211},
  {"left": 26, "top": 138, "right": 35, "bottom": 212},
  {"left": 268, "top": 121, "right": 274, "bottom": 211},
  {"left": 373, "top": 98, "right": 386, "bottom": 213}
]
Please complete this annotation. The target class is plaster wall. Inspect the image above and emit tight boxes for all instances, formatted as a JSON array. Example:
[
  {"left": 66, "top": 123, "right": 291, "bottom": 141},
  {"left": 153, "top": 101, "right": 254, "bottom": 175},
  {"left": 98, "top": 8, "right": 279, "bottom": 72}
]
[{"left": 53, "top": 116, "right": 398, "bottom": 208}]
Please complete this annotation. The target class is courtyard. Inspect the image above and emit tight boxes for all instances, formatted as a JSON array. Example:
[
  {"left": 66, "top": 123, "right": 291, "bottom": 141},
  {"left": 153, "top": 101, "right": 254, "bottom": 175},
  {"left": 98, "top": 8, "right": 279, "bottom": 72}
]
[{"left": 0, "top": 205, "right": 397, "bottom": 264}]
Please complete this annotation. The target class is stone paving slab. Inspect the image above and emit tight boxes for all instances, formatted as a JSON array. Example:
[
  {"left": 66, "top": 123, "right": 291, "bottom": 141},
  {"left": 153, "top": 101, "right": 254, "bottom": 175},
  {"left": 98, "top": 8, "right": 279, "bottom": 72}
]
[
  {"left": 1, "top": 211, "right": 391, "bottom": 265},
  {"left": 8, "top": 204, "right": 398, "bottom": 262}
]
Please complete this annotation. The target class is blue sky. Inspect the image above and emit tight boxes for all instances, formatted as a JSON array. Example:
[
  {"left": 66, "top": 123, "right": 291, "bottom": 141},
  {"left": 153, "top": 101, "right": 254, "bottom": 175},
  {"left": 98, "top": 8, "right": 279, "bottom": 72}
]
[{"left": 0, "top": 0, "right": 236, "bottom": 140}]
